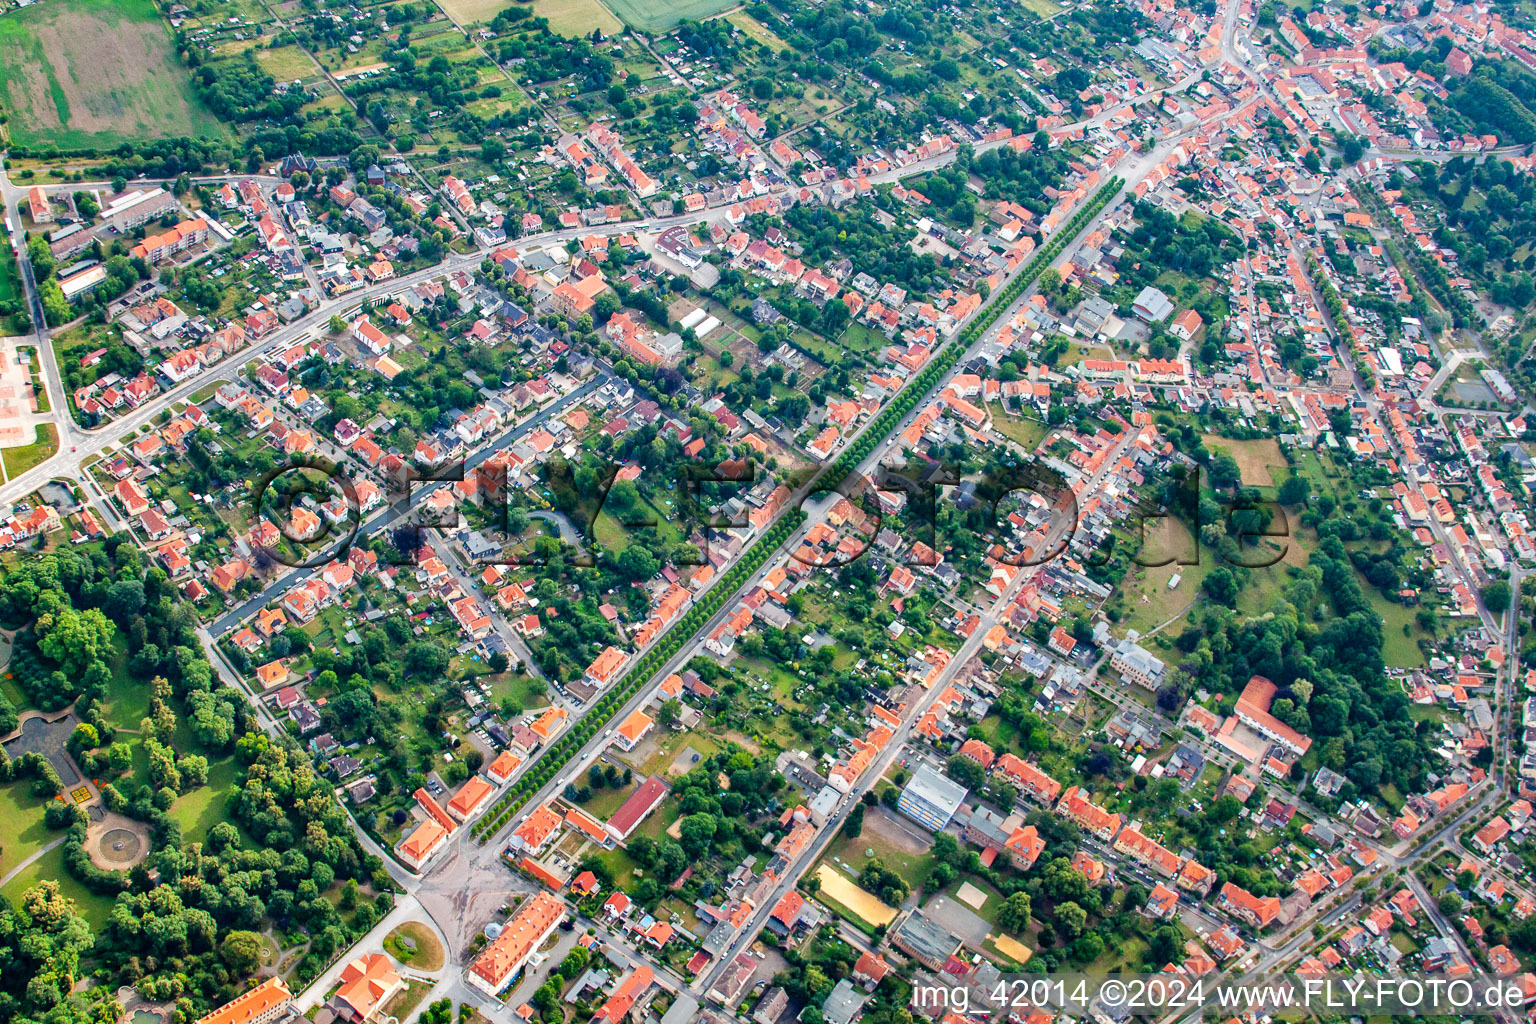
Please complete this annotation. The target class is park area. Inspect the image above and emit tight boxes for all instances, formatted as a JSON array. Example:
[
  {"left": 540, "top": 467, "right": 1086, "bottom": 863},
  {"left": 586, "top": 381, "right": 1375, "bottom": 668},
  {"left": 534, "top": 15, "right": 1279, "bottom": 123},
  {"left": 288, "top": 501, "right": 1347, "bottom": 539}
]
[
  {"left": 385, "top": 921, "right": 445, "bottom": 970},
  {"left": 1105, "top": 515, "right": 1207, "bottom": 638},
  {"left": 0, "top": 0, "right": 227, "bottom": 149}
]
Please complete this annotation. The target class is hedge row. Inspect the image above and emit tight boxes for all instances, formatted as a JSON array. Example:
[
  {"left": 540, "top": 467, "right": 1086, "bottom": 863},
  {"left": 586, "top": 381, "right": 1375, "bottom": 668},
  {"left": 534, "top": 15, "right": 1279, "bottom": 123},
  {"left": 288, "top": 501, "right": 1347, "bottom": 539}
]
[
  {"left": 471, "top": 509, "right": 808, "bottom": 841},
  {"left": 817, "top": 177, "right": 1126, "bottom": 487},
  {"left": 1349, "top": 181, "right": 1475, "bottom": 327},
  {"left": 468, "top": 176, "right": 1123, "bottom": 844}
]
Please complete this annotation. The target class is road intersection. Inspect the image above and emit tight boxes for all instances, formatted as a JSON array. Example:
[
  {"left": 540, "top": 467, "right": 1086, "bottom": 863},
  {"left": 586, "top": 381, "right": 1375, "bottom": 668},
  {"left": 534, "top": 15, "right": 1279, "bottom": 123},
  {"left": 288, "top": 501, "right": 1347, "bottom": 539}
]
[{"left": 2, "top": 0, "right": 1526, "bottom": 1017}]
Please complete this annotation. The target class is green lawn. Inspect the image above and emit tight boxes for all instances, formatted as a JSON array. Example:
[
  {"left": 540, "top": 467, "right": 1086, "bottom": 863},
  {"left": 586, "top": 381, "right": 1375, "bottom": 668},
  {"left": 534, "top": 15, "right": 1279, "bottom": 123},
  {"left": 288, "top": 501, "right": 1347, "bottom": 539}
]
[
  {"left": 820, "top": 815, "right": 937, "bottom": 895},
  {"left": 1200, "top": 435, "right": 1286, "bottom": 488},
  {"left": 634, "top": 729, "right": 721, "bottom": 777},
  {"left": 0, "top": 250, "right": 17, "bottom": 307},
  {"left": 253, "top": 45, "right": 317, "bottom": 82},
  {"left": 1107, "top": 516, "right": 1209, "bottom": 637},
  {"left": 1086, "top": 934, "right": 1149, "bottom": 973},
  {"left": 725, "top": 11, "right": 789, "bottom": 51},
  {"left": 384, "top": 921, "right": 445, "bottom": 970},
  {"left": 2, "top": 424, "right": 59, "bottom": 480},
  {"left": 490, "top": 673, "right": 550, "bottom": 711},
  {"left": 577, "top": 777, "right": 637, "bottom": 820},
  {"left": 187, "top": 380, "right": 226, "bottom": 404},
  {"left": 973, "top": 714, "right": 1023, "bottom": 755},
  {"left": 522, "top": 0, "right": 622, "bottom": 36},
  {"left": 123, "top": 741, "right": 151, "bottom": 792},
  {"left": 0, "top": 674, "right": 28, "bottom": 714},
  {"left": 0, "top": 843, "right": 114, "bottom": 929},
  {"left": 169, "top": 757, "right": 242, "bottom": 844},
  {"left": 988, "top": 407, "right": 1049, "bottom": 451},
  {"left": 380, "top": 980, "right": 434, "bottom": 1024},
  {"left": 592, "top": 495, "right": 679, "bottom": 550},
  {"left": 1358, "top": 574, "right": 1427, "bottom": 668},
  {"left": 0, "top": 779, "right": 56, "bottom": 874},
  {"left": 592, "top": 845, "right": 644, "bottom": 890},
  {"left": 837, "top": 322, "right": 888, "bottom": 355},
  {"left": 101, "top": 632, "right": 144, "bottom": 730}
]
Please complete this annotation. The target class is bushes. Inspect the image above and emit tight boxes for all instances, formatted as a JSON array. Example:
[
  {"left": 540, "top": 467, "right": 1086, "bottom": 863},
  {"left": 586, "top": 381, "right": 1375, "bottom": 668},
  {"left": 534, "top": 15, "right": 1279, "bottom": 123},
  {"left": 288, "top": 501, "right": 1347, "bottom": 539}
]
[
  {"left": 44, "top": 801, "right": 86, "bottom": 830},
  {"left": 820, "top": 177, "right": 1124, "bottom": 487},
  {"left": 470, "top": 178, "right": 1124, "bottom": 842},
  {"left": 14, "top": 751, "right": 63, "bottom": 798},
  {"left": 61, "top": 823, "right": 131, "bottom": 896},
  {"left": 472, "top": 511, "right": 806, "bottom": 840}
]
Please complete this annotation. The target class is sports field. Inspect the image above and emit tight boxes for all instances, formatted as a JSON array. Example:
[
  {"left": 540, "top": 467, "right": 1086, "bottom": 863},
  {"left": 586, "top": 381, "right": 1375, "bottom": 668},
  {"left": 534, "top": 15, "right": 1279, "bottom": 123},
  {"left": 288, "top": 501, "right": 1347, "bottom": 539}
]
[
  {"left": 813, "top": 864, "right": 898, "bottom": 927},
  {"left": 603, "top": 0, "right": 737, "bottom": 34},
  {"left": 0, "top": 0, "right": 226, "bottom": 149}
]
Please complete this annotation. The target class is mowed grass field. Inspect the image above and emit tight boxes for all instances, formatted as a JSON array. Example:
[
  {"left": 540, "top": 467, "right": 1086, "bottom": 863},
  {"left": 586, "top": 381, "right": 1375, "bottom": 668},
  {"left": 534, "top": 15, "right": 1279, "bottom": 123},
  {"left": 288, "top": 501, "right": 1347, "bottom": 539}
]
[
  {"left": 1, "top": 844, "right": 114, "bottom": 930},
  {"left": 253, "top": 45, "right": 320, "bottom": 83},
  {"left": 603, "top": 0, "right": 735, "bottom": 34},
  {"left": 1201, "top": 435, "right": 1287, "bottom": 488},
  {"left": 0, "top": 0, "right": 226, "bottom": 149},
  {"left": 2, "top": 424, "right": 58, "bottom": 481},
  {"left": 530, "top": 0, "right": 623, "bottom": 36}
]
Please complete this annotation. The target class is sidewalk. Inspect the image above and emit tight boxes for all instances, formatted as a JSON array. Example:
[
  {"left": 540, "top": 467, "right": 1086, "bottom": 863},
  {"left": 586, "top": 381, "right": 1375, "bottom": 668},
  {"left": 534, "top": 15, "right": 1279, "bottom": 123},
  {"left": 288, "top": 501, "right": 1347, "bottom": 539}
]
[{"left": 291, "top": 894, "right": 449, "bottom": 1011}]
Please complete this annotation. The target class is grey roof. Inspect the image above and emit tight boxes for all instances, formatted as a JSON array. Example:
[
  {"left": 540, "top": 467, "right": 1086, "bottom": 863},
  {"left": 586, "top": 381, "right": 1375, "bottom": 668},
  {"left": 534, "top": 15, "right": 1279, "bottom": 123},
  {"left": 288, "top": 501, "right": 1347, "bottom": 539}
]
[
  {"left": 902, "top": 763, "right": 969, "bottom": 816},
  {"left": 661, "top": 995, "right": 700, "bottom": 1024},
  {"left": 822, "top": 979, "right": 868, "bottom": 1024},
  {"left": 893, "top": 910, "right": 961, "bottom": 964},
  {"left": 1133, "top": 285, "right": 1175, "bottom": 322},
  {"left": 1113, "top": 639, "right": 1167, "bottom": 681}
]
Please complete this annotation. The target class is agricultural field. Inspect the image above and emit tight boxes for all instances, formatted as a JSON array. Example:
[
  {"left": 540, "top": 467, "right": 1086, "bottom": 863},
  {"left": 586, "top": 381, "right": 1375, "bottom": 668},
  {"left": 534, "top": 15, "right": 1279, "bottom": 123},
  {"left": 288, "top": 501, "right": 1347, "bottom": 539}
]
[
  {"left": 436, "top": 0, "right": 519, "bottom": 23},
  {"left": 602, "top": 0, "right": 736, "bottom": 34},
  {"left": 531, "top": 0, "right": 624, "bottom": 36},
  {"left": 0, "top": 0, "right": 226, "bottom": 149}
]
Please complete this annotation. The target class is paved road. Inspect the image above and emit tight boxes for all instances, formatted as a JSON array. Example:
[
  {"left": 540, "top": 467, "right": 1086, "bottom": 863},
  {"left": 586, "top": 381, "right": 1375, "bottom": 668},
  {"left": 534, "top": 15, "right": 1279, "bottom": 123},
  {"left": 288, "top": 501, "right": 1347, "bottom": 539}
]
[
  {"left": 207, "top": 372, "right": 608, "bottom": 635},
  {"left": 292, "top": 110, "right": 1150, "bottom": 973},
  {"left": 18, "top": 2, "right": 1522, "bottom": 1012},
  {"left": 428, "top": 525, "right": 548, "bottom": 683},
  {"left": 0, "top": 45, "right": 1196, "bottom": 513},
  {"left": 694, "top": 262, "right": 1150, "bottom": 997}
]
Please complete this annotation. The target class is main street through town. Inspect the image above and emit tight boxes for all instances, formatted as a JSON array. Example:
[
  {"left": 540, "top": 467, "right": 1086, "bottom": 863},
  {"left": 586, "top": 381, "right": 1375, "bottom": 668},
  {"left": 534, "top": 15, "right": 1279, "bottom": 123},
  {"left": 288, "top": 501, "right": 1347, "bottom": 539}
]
[{"left": 2, "top": 0, "right": 1526, "bottom": 1016}]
